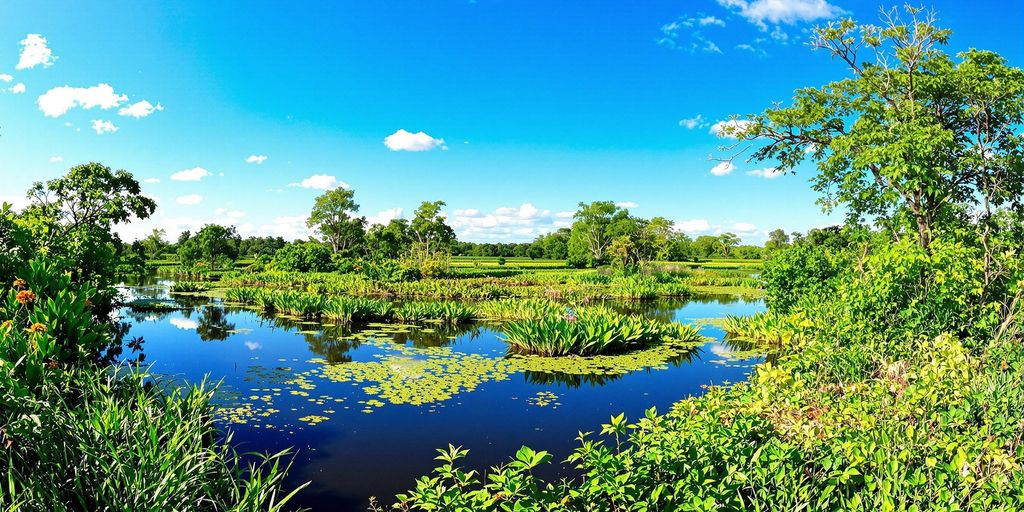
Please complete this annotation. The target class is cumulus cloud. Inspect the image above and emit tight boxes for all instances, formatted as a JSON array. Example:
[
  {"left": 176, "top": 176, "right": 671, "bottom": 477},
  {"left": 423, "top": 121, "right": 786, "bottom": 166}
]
[
  {"left": 677, "top": 219, "right": 712, "bottom": 233},
  {"left": 118, "top": 100, "right": 163, "bottom": 118},
  {"left": 143, "top": 177, "right": 160, "bottom": 184},
  {"left": 17, "top": 34, "right": 56, "bottom": 70},
  {"left": 170, "top": 167, "right": 212, "bottom": 181},
  {"left": 175, "top": 194, "right": 203, "bottom": 205},
  {"left": 9, "top": 83, "right": 25, "bottom": 94},
  {"left": 384, "top": 129, "right": 447, "bottom": 152},
  {"left": 747, "top": 167, "right": 784, "bottom": 179},
  {"left": 367, "top": 207, "right": 404, "bottom": 226},
  {"left": 0, "top": 74, "right": 11, "bottom": 82},
  {"left": 731, "top": 221, "right": 758, "bottom": 233},
  {"left": 91, "top": 119, "right": 118, "bottom": 134},
  {"left": 49, "top": 155, "right": 63, "bottom": 163},
  {"left": 447, "top": 203, "right": 565, "bottom": 242},
  {"left": 710, "top": 161, "right": 736, "bottom": 176},
  {"left": 37, "top": 83, "right": 127, "bottom": 117},
  {"left": 710, "top": 119, "right": 755, "bottom": 139},
  {"left": 679, "top": 114, "right": 708, "bottom": 130},
  {"left": 258, "top": 215, "right": 311, "bottom": 240},
  {"left": 288, "top": 174, "right": 348, "bottom": 190},
  {"left": 736, "top": 43, "right": 768, "bottom": 56},
  {"left": 698, "top": 16, "right": 726, "bottom": 26},
  {"left": 658, "top": 14, "right": 727, "bottom": 54},
  {"left": 718, "top": 0, "right": 844, "bottom": 29},
  {"left": 245, "top": 154, "right": 268, "bottom": 164},
  {"left": 616, "top": 201, "right": 639, "bottom": 209}
]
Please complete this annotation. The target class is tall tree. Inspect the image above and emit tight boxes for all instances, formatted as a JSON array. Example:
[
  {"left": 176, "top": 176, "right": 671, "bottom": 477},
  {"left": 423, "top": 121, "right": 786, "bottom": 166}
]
[
  {"left": 192, "top": 224, "right": 239, "bottom": 270},
  {"left": 365, "top": 219, "right": 413, "bottom": 260},
  {"left": 718, "top": 6, "right": 1024, "bottom": 250},
  {"left": 569, "top": 201, "right": 626, "bottom": 266},
  {"left": 306, "top": 187, "right": 366, "bottom": 254},
  {"left": 410, "top": 201, "right": 455, "bottom": 261}
]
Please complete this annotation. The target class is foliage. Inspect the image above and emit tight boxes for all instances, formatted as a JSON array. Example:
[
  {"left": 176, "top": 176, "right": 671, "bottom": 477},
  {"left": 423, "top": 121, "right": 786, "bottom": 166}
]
[
  {"left": 271, "top": 241, "right": 335, "bottom": 273},
  {"left": 727, "top": 6, "right": 1024, "bottom": 250},
  {"left": 178, "top": 224, "right": 240, "bottom": 270},
  {"left": 170, "top": 281, "right": 210, "bottom": 293},
  {"left": 306, "top": 187, "right": 365, "bottom": 254},
  {"left": 501, "top": 306, "right": 702, "bottom": 356}
]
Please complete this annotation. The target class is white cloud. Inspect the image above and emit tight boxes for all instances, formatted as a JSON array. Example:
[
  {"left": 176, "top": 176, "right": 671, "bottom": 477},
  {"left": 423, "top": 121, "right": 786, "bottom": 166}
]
[
  {"left": 175, "top": 194, "right": 204, "bottom": 205},
  {"left": 555, "top": 211, "right": 575, "bottom": 218},
  {"left": 170, "top": 167, "right": 212, "bottom": 181},
  {"left": 143, "top": 177, "right": 160, "bottom": 184},
  {"left": 384, "top": 129, "right": 447, "bottom": 152},
  {"left": 9, "top": 83, "right": 25, "bottom": 94},
  {"left": 677, "top": 219, "right": 711, "bottom": 233},
  {"left": 367, "top": 207, "right": 404, "bottom": 226},
  {"left": 245, "top": 154, "right": 268, "bottom": 164},
  {"left": 37, "top": 84, "right": 127, "bottom": 117},
  {"left": 48, "top": 155, "right": 63, "bottom": 163},
  {"left": 169, "top": 317, "right": 198, "bottom": 330},
  {"left": 258, "top": 215, "right": 311, "bottom": 240},
  {"left": 698, "top": 16, "right": 726, "bottom": 26},
  {"left": 447, "top": 203, "right": 564, "bottom": 242},
  {"left": 118, "top": 100, "right": 163, "bottom": 118},
  {"left": 288, "top": 174, "right": 348, "bottom": 190},
  {"left": 244, "top": 341, "right": 262, "bottom": 351},
  {"left": 616, "top": 201, "right": 639, "bottom": 209},
  {"left": 17, "top": 34, "right": 56, "bottom": 70},
  {"left": 215, "top": 207, "right": 246, "bottom": 219},
  {"left": 736, "top": 44, "right": 768, "bottom": 56},
  {"left": 747, "top": 167, "right": 784, "bottom": 179},
  {"left": 710, "top": 161, "right": 736, "bottom": 176},
  {"left": 710, "top": 119, "right": 755, "bottom": 139},
  {"left": 0, "top": 74, "right": 11, "bottom": 82},
  {"left": 679, "top": 114, "right": 708, "bottom": 130},
  {"left": 91, "top": 119, "right": 118, "bottom": 134},
  {"left": 731, "top": 222, "right": 758, "bottom": 233},
  {"left": 717, "top": 0, "right": 844, "bottom": 29}
]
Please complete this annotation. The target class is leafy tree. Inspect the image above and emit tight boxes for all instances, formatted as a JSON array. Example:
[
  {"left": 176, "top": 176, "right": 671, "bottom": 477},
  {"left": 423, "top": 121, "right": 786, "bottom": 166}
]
[
  {"left": 141, "top": 229, "right": 168, "bottom": 259},
  {"left": 764, "top": 228, "right": 791, "bottom": 253},
  {"left": 717, "top": 233, "right": 740, "bottom": 257},
  {"left": 410, "top": 201, "right": 455, "bottom": 262},
  {"left": 183, "top": 224, "right": 239, "bottom": 270},
  {"left": 306, "top": 187, "right": 366, "bottom": 254},
  {"left": 645, "top": 217, "right": 676, "bottom": 261},
  {"left": 692, "top": 235, "right": 720, "bottom": 259},
  {"left": 568, "top": 201, "right": 627, "bottom": 267},
  {"left": 271, "top": 241, "right": 334, "bottom": 272},
  {"left": 365, "top": 219, "right": 413, "bottom": 260},
  {"left": 721, "top": 6, "right": 1024, "bottom": 250},
  {"left": 20, "top": 162, "right": 156, "bottom": 313}
]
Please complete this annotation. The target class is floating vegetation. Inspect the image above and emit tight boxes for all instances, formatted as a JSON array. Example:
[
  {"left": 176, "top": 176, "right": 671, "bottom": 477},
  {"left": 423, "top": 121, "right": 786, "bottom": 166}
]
[{"left": 527, "top": 391, "right": 561, "bottom": 408}]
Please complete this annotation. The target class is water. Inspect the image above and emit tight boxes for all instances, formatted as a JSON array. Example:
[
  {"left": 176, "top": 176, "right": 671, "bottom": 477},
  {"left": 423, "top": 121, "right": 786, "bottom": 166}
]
[{"left": 116, "top": 278, "right": 764, "bottom": 511}]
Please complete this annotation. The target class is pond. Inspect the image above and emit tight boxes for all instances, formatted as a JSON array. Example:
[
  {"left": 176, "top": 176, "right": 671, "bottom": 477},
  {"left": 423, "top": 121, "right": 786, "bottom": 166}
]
[{"left": 116, "top": 278, "right": 764, "bottom": 511}]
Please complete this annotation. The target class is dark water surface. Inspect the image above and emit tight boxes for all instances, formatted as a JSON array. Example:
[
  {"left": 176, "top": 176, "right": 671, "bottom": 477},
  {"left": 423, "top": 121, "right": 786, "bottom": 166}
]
[{"left": 117, "top": 278, "right": 764, "bottom": 511}]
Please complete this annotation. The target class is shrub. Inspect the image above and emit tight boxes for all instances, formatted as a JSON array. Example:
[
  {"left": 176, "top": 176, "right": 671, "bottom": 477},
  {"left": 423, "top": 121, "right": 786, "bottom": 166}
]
[{"left": 271, "top": 241, "right": 334, "bottom": 273}]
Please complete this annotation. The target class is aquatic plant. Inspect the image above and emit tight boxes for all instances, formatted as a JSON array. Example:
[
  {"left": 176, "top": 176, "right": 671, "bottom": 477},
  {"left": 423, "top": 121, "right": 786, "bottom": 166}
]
[
  {"left": 474, "top": 298, "right": 563, "bottom": 321},
  {"left": 394, "top": 301, "right": 476, "bottom": 324},
  {"left": 501, "top": 306, "right": 702, "bottom": 356},
  {"left": 169, "top": 281, "right": 210, "bottom": 293}
]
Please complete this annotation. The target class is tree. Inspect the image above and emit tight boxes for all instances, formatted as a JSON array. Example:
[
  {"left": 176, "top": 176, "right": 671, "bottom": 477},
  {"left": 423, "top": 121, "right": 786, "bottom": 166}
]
[
  {"left": 365, "top": 219, "right": 413, "bottom": 260},
  {"left": 568, "top": 201, "right": 627, "bottom": 267},
  {"left": 717, "top": 233, "right": 740, "bottom": 257},
  {"left": 141, "top": 229, "right": 168, "bottom": 259},
  {"left": 184, "top": 224, "right": 239, "bottom": 270},
  {"left": 719, "top": 6, "right": 1024, "bottom": 251},
  {"left": 645, "top": 217, "right": 676, "bottom": 261},
  {"left": 272, "top": 241, "right": 334, "bottom": 272},
  {"left": 20, "top": 162, "right": 156, "bottom": 314},
  {"left": 410, "top": 201, "right": 455, "bottom": 262},
  {"left": 764, "top": 228, "right": 791, "bottom": 253},
  {"left": 307, "top": 187, "right": 366, "bottom": 254}
]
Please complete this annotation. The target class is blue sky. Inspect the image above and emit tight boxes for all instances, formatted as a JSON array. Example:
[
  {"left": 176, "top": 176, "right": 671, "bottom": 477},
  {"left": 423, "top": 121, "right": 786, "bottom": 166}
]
[{"left": 1, "top": 0, "right": 1021, "bottom": 243}]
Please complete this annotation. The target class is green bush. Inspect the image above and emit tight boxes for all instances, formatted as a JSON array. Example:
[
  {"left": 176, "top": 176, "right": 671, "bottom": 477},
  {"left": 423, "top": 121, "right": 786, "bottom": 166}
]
[{"left": 271, "top": 241, "right": 334, "bottom": 273}]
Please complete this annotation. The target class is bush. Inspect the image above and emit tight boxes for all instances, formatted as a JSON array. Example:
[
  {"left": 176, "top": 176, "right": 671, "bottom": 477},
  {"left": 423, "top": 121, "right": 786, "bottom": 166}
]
[
  {"left": 271, "top": 241, "right": 334, "bottom": 273},
  {"left": 362, "top": 259, "right": 421, "bottom": 283}
]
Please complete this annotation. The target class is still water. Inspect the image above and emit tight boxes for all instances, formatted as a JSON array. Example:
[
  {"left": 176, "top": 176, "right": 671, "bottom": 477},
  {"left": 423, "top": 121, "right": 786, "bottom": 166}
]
[{"left": 117, "top": 279, "right": 764, "bottom": 511}]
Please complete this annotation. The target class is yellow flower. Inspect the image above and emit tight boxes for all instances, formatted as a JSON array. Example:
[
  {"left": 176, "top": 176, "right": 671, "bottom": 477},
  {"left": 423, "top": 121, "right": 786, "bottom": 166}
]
[
  {"left": 0, "top": 320, "right": 11, "bottom": 331},
  {"left": 28, "top": 323, "right": 47, "bottom": 333},
  {"left": 12, "top": 278, "right": 27, "bottom": 290},
  {"left": 16, "top": 290, "right": 37, "bottom": 305}
]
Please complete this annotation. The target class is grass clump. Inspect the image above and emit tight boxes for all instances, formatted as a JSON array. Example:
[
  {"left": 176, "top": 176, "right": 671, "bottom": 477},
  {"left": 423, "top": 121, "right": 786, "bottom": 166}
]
[{"left": 501, "top": 306, "right": 702, "bottom": 356}]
